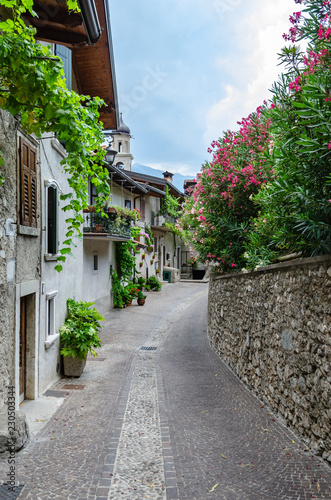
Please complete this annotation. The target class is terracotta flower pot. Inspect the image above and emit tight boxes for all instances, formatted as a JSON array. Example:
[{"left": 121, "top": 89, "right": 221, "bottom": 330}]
[{"left": 137, "top": 298, "right": 145, "bottom": 306}]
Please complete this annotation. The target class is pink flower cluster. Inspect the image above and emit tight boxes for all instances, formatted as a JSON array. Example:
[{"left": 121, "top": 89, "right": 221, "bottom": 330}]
[{"left": 283, "top": 11, "right": 302, "bottom": 42}]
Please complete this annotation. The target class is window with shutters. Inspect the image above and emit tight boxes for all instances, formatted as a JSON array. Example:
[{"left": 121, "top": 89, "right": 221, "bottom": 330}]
[
  {"left": 20, "top": 137, "right": 37, "bottom": 228},
  {"left": 55, "top": 44, "right": 72, "bottom": 90},
  {"left": 47, "top": 185, "right": 58, "bottom": 254}
]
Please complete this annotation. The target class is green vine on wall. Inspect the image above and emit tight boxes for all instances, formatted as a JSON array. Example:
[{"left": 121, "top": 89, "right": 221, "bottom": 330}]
[
  {"left": 115, "top": 226, "right": 141, "bottom": 280},
  {"left": 0, "top": 0, "right": 111, "bottom": 271},
  {"left": 156, "top": 186, "right": 180, "bottom": 219}
]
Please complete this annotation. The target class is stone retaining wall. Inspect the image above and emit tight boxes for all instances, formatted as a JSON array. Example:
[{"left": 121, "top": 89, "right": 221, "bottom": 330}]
[{"left": 208, "top": 255, "right": 331, "bottom": 463}]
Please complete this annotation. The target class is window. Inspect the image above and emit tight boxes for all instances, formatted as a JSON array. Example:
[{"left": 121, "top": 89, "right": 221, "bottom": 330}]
[
  {"left": 125, "top": 199, "right": 131, "bottom": 209},
  {"left": 20, "top": 137, "right": 37, "bottom": 227},
  {"left": 116, "top": 162, "right": 124, "bottom": 170},
  {"left": 90, "top": 179, "right": 98, "bottom": 206},
  {"left": 55, "top": 44, "right": 72, "bottom": 90},
  {"left": 93, "top": 254, "right": 99, "bottom": 272},
  {"left": 46, "top": 291, "right": 58, "bottom": 337},
  {"left": 47, "top": 185, "right": 57, "bottom": 254},
  {"left": 140, "top": 197, "right": 145, "bottom": 221},
  {"left": 118, "top": 141, "right": 122, "bottom": 152}
]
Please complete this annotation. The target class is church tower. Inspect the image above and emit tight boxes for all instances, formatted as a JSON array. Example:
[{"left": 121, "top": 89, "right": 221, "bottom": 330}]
[{"left": 111, "top": 113, "right": 134, "bottom": 171}]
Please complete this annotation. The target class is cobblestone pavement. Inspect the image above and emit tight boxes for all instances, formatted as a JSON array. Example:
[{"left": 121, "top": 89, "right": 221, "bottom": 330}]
[
  {"left": 0, "top": 282, "right": 331, "bottom": 500},
  {"left": 159, "top": 292, "right": 331, "bottom": 500}
]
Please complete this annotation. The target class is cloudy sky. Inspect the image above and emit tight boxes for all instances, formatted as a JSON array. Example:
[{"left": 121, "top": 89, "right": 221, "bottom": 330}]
[{"left": 110, "top": 0, "right": 297, "bottom": 177}]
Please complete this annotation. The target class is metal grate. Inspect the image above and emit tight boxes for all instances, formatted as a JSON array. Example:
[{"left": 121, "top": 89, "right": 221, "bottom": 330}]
[
  {"left": 140, "top": 346, "right": 157, "bottom": 351},
  {"left": 61, "top": 384, "right": 85, "bottom": 390},
  {"left": 0, "top": 484, "right": 24, "bottom": 500},
  {"left": 44, "top": 390, "right": 68, "bottom": 398}
]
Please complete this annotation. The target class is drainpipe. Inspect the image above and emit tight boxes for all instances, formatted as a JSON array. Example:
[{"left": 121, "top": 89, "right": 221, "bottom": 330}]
[{"left": 78, "top": 0, "right": 102, "bottom": 45}]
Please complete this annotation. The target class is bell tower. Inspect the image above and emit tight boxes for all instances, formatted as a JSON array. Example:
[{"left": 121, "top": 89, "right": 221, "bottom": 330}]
[{"left": 112, "top": 113, "right": 134, "bottom": 171}]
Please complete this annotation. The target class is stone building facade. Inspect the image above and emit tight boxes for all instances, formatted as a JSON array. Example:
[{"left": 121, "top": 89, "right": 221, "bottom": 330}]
[{"left": 208, "top": 255, "right": 331, "bottom": 463}]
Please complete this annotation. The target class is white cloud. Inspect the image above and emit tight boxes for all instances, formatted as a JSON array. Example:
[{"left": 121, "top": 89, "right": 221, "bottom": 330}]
[
  {"left": 203, "top": 0, "right": 295, "bottom": 146},
  {"left": 147, "top": 162, "right": 198, "bottom": 177}
]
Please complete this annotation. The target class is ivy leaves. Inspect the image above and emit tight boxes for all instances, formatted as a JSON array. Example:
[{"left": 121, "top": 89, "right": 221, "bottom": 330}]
[{"left": 0, "top": 0, "right": 110, "bottom": 271}]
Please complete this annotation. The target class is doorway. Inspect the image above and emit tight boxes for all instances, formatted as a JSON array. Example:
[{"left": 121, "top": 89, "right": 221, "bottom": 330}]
[
  {"left": 19, "top": 296, "right": 27, "bottom": 402},
  {"left": 18, "top": 291, "right": 37, "bottom": 403}
]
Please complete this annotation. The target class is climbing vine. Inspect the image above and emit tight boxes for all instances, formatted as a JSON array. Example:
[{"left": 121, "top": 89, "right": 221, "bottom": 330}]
[
  {"left": 115, "top": 226, "right": 141, "bottom": 280},
  {"left": 156, "top": 186, "right": 180, "bottom": 219},
  {"left": 0, "top": 0, "right": 111, "bottom": 271}
]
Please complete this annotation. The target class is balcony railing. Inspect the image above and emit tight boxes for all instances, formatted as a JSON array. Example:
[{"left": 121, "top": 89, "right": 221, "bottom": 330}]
[{"left": 83, "top": 210, "right": 131, "bottom": 240}]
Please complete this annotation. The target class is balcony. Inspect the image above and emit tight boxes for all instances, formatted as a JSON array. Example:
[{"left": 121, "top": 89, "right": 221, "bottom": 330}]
[
  {"left": 83, "top": 208, "right": 131, "bottom": 241},
  {"left": 151, "top": 211, "right": 176, "bottom": 232}
]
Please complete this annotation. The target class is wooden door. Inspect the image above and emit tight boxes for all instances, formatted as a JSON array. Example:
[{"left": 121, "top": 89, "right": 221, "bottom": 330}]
[{"left": 19, "top": 297, "right": 27, "bottom": 400}]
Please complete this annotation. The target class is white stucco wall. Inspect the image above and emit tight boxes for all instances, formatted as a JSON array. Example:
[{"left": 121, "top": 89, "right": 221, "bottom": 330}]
[
  {"left": 82, "top": 239, "right": 115, "bottom": 316},
  {"left": 38, "top": 136, "right": 84, "bottom": 395}
]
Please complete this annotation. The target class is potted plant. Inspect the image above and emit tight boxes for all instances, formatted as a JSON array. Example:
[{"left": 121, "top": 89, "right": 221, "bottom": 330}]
[
  {"left": 135, "top": 276, "right": 146, "bottom": 290},
  {"left": 155, "top": 268, "right": 160, "bottom": 275},
  {"left": 137, "top": 290, "right": 147, "bottom": 306},
  {"left": 60, "top": 299, "right": 104, "bottom": 377},
  {"left": 146, "top": 276, "right": 162, "bottom": 292},
  {"left": 123, "top": 283, "right": 139, "bottom": 306}
]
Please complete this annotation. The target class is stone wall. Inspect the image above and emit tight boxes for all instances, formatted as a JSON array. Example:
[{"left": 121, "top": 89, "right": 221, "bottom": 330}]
[
  {"left": 208, "top": 255, "right": 331, "bottom": 463},
  {"left": 0, "top": 110, "right": 18, "bottom": 414}
]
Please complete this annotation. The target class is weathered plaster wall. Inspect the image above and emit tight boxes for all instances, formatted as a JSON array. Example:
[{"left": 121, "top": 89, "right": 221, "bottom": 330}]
[
  {"left": 0, "top": 111, "right": 17, "bottom": 413},
  {"left": 208, "top": 255, "right": 331, "bottom": 462}
]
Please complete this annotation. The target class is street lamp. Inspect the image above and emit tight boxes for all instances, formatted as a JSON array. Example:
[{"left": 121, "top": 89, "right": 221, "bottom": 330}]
[{"left": 105, "top": 144, "right": 118, "bottom": 166}]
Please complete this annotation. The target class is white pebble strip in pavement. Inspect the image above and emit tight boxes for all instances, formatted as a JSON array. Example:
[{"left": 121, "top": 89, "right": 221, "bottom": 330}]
[{"left": 108, "top": 352, "right": 166, "bottom": 500}]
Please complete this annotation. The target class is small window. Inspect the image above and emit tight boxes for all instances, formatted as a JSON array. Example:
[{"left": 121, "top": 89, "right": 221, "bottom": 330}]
[
  {"left": 46, "top": 291, "right": 58, "bottom": 338},
  {"left": 20, "top": 137, "right": 37, "bottom": 227},
  {"left": 47, "top": 186, "right": 57, "bottom": 254},
  {"left": 125, "top": 199, "right": 131, "bottom": 209},
  {"left": 55, "top": 44, "right": 72, "bottom": 90},
  {"left": 116, "top": 162, "right": 124, "bottom": 170},
  {"left": 118, "top": 142, "right": 122, "bottom": 152},
  {"left": 93, "top": 254, "right": 99, "bottom": 271},
  {"left": 140, "top": 197, "right": 145, "bottom": 221},
  {"left": 90, "top": 180, "right": 98, "bottom": 206}
]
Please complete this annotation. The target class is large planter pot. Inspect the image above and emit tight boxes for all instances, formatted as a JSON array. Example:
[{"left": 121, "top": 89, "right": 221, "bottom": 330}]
[
  {"left": 137, "top": 298, "right": 146, "bottom": 306},
  {"left": 63, "top": 355, "right": 87, "bottom": 377}
]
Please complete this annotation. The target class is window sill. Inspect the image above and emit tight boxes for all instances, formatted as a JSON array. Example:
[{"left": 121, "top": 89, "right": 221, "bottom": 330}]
[
  {"left": 44, "top": 333, "right": 60, "bottom": 350},
  {"left": 44, "top": 253, "right": 60, "bottom": 262},
  {"left": 51, "top": 138, "right": 67, "bottom": 158},
  {"left": 18, "top": 225, "right": 39, "bottom": 237}
]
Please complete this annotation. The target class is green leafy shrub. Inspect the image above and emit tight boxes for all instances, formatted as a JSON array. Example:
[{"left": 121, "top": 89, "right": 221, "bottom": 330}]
[
  {"left": 245, "top": 2, "right": 331, "bottom": 261},
  {"left": 59, "top": 299, "right": 104, "bottom": 360},
  {"left": 146, "top": 276, "right": 162, "bottom": 291},
  {"left": 135, "top": 276, "right": 146, "bottom": 290},
  {"left": 137, "top": 290, "right": 146, "bottom": 300},
  {"left": 111, "top": 270, "right": 126, "bottom": 308}
]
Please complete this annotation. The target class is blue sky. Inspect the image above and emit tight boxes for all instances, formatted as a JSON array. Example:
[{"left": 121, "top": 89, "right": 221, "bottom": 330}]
[{"left": 110, "top": 0, "right": 296, "bottom": 177}]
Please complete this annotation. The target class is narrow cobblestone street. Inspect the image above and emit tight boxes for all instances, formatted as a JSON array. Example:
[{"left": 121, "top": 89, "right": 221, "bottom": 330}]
[{"left": 1, "top": 282, "right": 331, "bottom": 500}]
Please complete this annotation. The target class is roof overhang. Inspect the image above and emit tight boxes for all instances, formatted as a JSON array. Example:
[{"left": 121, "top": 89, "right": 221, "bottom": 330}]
[
  {"left": 124, "top": 171, "right": 186, "bottom": 200},
  {"left": 27, "top": 0, "right": 119, "bottom": 130},
  {"left": 107, "top": 165, "right": 148, "bottom": 195}
]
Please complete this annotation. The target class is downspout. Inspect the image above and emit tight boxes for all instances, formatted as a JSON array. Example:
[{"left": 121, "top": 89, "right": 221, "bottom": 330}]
[{"left": 78, "top": 0, "right": 102, "bottom": 45}]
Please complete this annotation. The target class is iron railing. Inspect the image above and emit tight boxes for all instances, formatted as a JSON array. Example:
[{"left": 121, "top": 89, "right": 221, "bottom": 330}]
[{"left": 83, "top": 211, "right": 131, "bottom": 239}]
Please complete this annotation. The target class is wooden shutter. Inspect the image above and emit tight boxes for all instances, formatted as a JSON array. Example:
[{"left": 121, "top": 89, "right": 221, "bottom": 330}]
[
  {"left": 20, "top": 138, "right": 37, "bottom": 227},
  {"left": 29, "top": 147, "right": 37, "bottom": 227}
]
